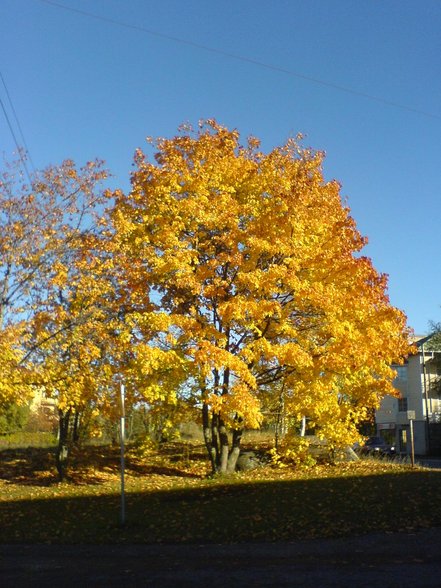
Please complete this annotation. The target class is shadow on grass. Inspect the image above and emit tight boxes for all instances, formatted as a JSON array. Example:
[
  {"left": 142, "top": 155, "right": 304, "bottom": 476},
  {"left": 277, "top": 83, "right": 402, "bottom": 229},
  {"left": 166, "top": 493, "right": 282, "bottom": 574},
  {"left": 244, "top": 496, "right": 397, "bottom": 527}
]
[
  {"left": 0, "top": 447, "right": 59, "bottom": 486},
  {"left": 1, "top": 469, "right": 441, "bottom": 544},
  {"left": 127, "top": 461, "right": 201, "bottom": 479},
  {"left": 0, "top": 444, "right": 205, "bottom": 487}
]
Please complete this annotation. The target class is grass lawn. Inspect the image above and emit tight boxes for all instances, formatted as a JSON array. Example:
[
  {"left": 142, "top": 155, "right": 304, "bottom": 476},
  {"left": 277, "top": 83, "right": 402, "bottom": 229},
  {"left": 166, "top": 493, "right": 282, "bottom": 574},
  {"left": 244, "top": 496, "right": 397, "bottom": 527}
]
[{"left": 1, "top": 442, "right": 441, "bottom": 544}]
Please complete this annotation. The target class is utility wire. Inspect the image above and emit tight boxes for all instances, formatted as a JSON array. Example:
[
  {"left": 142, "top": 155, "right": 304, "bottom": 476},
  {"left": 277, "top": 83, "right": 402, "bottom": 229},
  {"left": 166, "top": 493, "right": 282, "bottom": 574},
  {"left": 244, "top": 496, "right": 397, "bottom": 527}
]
[
  {"left": 38, "top": 0, "right": 440, "bottom": 121},
  {"left": 0, "top": 71, "right": 36, "bottom": 172},
  {"left": 0, "top": 94, "right": 33, "bottom": 186}
]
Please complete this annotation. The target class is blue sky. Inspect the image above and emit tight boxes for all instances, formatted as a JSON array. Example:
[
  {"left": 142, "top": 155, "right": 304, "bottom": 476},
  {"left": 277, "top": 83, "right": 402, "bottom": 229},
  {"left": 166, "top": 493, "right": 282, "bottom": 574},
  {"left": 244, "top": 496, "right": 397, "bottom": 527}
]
[{"left": 2, "top": 0, "right": 440, "bottom": 334}]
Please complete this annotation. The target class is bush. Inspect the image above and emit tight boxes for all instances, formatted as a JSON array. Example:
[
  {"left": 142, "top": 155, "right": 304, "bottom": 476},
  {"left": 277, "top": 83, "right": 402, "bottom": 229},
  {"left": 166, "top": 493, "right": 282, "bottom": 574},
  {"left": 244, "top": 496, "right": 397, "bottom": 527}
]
[
  {"left": 270, "top": 434, "right": 317, "bottom": 468},
  {"left": 0, "top": 402, "right": 31, "bottom": 435}
]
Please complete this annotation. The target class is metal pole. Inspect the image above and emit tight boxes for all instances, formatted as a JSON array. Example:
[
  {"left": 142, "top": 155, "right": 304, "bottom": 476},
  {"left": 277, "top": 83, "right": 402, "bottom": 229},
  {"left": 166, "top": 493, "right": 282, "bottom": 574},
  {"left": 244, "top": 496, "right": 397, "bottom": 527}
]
[
  {"left": 409, "top": 418, "right": 415, "bottom": 468},
  {"left": 120, "top": 382, "right": 126, "bottom": 526}
]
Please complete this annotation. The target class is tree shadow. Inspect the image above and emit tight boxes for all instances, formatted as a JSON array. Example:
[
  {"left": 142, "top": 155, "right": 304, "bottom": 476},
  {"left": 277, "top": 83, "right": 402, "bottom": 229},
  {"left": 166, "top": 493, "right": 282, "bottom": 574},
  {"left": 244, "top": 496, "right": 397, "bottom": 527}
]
[
  {"left": 1, "top": 470, "right": 441, "bottom": 544},
  {"left": 127, "top": 461, "right": 201, "bottom": 479},
  {"left": 0, "top": 447, "right": 59, "bottom": 486},
  {"left": 0, "top": 444, "right": 205, "bottom": 486}
]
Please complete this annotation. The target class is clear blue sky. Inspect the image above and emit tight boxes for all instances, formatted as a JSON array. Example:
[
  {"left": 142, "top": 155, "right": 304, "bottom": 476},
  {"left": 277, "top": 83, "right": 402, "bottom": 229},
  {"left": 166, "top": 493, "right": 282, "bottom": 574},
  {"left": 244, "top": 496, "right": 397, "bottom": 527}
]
[{"left": 2, "top": 0, "right": 440, "bottom": 334}]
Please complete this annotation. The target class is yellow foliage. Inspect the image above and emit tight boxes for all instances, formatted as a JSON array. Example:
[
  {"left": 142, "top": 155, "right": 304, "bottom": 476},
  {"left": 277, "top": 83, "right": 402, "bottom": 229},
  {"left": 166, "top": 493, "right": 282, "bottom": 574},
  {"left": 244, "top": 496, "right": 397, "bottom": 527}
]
[
  {"left": 104, "top": 120, "right": 410, "bottom": 451},
  {"left": 0, "top": 323, "right": 35, "bottom": 406},
  {"left": 270, "top": 436, "right": 317, "bottom": 469},
  {"left": 1, "top": 157, "right": 111, "bottom": 423}
]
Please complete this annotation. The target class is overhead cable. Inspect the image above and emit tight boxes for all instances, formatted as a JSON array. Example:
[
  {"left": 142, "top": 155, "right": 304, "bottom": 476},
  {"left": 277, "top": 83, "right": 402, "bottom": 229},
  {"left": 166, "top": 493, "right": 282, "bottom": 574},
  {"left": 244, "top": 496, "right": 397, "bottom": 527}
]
[
  {"left": 0, "top": 71, "right": 35, "bottom": 173},
  {"left": 0, "top": 91, "right": 33, "bottom": 185},
  {"left": 38, "top": 0, "right": 440, "bottom": 121}
]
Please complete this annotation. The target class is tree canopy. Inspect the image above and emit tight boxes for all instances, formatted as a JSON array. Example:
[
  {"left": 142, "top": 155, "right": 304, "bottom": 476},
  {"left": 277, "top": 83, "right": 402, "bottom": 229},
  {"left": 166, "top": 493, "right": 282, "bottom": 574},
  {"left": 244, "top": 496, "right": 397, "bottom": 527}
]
[
  {"left": 106, "top": 120, "right": 410, "bottom": 473},
  {"left": 0, "top": 157, "right": 110, "bottom": 474},
  {"left": 0, "top": 123, "right": 412, "bottom": 475}
]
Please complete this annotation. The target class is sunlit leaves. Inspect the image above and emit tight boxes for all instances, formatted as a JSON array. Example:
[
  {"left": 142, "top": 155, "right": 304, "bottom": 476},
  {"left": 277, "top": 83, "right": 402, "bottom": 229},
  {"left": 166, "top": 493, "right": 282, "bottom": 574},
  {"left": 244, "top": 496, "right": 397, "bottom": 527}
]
[
  {"left": 0, "top": 156, "right": 110, "bottom": 425},
  {"left": 108, "top": 120, "right": 410, "bottom": 463},
  {"left": 0, "top": 121, "right": 411, "bottom": 473}
]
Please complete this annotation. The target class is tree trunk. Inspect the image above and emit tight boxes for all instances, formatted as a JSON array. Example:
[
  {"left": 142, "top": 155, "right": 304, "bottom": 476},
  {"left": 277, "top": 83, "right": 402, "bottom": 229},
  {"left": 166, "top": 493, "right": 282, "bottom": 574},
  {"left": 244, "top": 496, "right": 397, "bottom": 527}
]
[
  {"left": 0, "top": 263, "right": 11, "bottom": 329},
  {"left": 72, "top": 410, "right": 81, "bottom": 444},
  {"left": 202, "top": 402, "right": 217, "bottom": 472},
  {"left": 274, "top": 384, "right": 286, "bottom": 449},
  {"left": 201, "top": 361, "right": 243, "bottom": 475},
  {"left": 218, "top": 418, "right": 229, "bottom": 473},
  {"left": 202, "top": 403, "right": 244, "bottom": 475},
  {"left": 226, "top": 428, "right": 243, "bottom": 473},
  {"left": 56, "top": 408, "right": 71, "bottom": 481},
  {"left": 300, "top": 416, "right": 306, "bottom": 436}
]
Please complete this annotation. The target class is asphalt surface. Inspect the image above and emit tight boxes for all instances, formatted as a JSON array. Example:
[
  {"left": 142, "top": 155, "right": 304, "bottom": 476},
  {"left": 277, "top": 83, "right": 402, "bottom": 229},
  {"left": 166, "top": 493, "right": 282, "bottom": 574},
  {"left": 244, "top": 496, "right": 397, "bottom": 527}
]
[{"left": 2, "top": 527, "right": 441, "bottom": 587}]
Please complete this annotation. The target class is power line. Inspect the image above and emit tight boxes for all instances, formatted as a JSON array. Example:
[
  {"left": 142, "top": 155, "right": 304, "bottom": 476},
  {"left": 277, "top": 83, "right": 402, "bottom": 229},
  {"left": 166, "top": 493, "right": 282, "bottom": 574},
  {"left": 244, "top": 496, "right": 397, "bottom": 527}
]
[
  {"left": 0, "top": 71, "right": 36, "bottom": 172},
  {"left": 0, "top": 94, "right": 33, "bottom": 185},
  {"left": 0, "top": 71, "right": 35, "bottom": 172},
  {"left": 38, "top": 0, "right": 440, "bottom": 121}
]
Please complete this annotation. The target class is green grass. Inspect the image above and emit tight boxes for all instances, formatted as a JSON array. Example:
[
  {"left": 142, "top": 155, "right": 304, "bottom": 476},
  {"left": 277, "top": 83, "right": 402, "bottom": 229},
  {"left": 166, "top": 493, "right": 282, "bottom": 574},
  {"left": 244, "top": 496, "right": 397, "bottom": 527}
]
[
  {"left": 0, "top": 431, "right": 57, "bottom": 449},
  {"left": 1, "top": 444, "right": 440, "bottom": 544}
]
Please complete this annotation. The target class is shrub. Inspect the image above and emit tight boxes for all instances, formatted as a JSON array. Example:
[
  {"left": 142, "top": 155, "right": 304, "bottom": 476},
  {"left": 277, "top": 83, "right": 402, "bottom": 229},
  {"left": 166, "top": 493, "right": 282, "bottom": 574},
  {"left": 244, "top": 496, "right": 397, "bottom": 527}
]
[
  {"left": 270, "top": 434, "right": 317, "bottom": 468},
  {"left": 0, "top": 402, "right": 31, "bottom": 435}
]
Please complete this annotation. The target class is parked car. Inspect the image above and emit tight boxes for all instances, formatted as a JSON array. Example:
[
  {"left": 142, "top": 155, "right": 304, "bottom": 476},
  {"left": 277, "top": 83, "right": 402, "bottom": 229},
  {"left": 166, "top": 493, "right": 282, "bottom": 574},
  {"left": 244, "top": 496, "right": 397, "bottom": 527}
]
[{"left": 358, "top": 436, "right": 396, "bottom": 456}]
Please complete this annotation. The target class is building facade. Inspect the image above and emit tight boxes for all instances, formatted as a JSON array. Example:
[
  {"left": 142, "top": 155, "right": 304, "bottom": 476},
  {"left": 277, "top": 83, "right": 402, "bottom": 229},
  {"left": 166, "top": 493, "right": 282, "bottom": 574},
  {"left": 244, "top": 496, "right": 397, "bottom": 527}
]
[{"left": 375, "top": 336, "right": 441, "bottom": 456}]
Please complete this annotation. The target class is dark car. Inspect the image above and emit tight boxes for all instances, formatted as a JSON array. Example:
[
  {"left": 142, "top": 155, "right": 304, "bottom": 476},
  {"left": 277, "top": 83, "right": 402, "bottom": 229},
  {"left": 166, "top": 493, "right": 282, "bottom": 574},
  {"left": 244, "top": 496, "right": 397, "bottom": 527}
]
[{"left": 359, "top": 436, "right": 396, "bottom": 456}]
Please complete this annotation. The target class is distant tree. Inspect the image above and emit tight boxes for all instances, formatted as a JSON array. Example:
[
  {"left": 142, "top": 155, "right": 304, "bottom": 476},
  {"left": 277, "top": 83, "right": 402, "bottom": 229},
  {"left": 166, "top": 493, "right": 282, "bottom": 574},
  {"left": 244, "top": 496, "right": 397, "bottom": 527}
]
[
  {"left": 426, "top": 322, "right": 441, "bottom": 351},
  {"left": 0, "top": 401, "right": 30, "bottom": 435},
  {"left": 426, "top": 321, "right": 441, "bottom": 396},
  {"left": 106, "top": 121, "right": 410, "bottom": 474}
]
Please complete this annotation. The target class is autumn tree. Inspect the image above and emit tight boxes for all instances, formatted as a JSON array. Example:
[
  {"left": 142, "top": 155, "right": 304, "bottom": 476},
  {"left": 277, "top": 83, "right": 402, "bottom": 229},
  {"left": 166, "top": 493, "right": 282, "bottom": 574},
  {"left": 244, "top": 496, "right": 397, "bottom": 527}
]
[
  {"left": 107, "top": 121, "right": 410, "bottom": 474},
  {"left": 0, "top": 157, "right": 106, "bottom": 323},
  {"left": 0, "top": 156, "right": 112, "bottom": 475}
]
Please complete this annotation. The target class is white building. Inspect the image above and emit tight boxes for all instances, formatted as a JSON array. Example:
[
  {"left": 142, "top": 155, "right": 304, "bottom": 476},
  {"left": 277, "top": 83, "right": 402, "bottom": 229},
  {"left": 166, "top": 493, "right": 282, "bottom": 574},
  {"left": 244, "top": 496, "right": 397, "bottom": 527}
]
[{"left": 375, "top": 335, "right": 441, "bottom": 456}]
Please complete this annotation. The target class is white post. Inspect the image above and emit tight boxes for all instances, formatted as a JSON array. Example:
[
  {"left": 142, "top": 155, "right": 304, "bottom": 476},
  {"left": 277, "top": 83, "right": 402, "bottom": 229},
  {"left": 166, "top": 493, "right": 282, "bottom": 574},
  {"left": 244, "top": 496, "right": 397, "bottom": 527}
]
[
  {"left": 409, "top": 418, "right": 415, "bottom": 467},
  {"left": 407, "top": 410, "right": 415, "bottom": 468},
  {"left": 120, "top": 382, "right": 126, "bottom": 526}
]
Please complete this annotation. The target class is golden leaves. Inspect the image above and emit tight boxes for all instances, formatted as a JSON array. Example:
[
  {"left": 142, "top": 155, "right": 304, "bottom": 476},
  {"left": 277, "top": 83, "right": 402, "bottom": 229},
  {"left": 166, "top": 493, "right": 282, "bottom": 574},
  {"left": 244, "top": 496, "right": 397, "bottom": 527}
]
[
  {"left": 0, "top": 157, "right": 114, "bottom": 418},
  {"left": 104, "top": 120, "right": 411, "bottom": 450}
]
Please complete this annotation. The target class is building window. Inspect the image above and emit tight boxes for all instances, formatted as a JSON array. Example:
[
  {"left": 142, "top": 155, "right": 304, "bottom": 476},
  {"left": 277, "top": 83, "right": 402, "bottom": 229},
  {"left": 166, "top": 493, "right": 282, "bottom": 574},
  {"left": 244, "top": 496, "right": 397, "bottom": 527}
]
[
  {"left": 398, "top": 397, "right": 408, "bottom": 412},
  {"left": 394, "top": 365, "right": 408, "bottom": 382}
]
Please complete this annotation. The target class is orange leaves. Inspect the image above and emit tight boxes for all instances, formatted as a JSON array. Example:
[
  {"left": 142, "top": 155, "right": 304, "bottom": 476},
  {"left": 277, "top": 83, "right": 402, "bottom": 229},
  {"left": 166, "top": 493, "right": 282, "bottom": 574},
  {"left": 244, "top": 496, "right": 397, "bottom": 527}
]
[
  {"left": 0, "top": 156, "right": 114, "bottom": 420},
  {"left": 193, "top": 341, "right": 256, "bottom": 390},
  {"left": 0, "top": 323, "right": 35, "bottom": 406},
  {"left": 104, "top": 120, "right": 410, "bottom": 453},
  {"left": 207, "top": 383, "right": 262, "bottom": 429}
]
